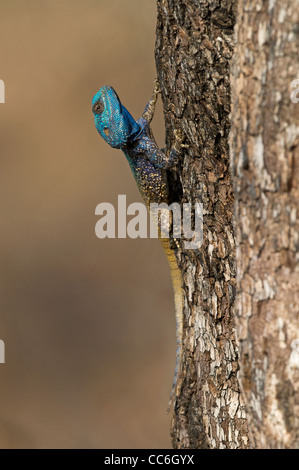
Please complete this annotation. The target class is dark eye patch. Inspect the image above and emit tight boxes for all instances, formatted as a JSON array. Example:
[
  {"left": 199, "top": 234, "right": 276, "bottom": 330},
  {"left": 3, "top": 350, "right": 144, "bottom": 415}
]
[{"left": 92, "top": 100, "right": 104, "bottom": 114}]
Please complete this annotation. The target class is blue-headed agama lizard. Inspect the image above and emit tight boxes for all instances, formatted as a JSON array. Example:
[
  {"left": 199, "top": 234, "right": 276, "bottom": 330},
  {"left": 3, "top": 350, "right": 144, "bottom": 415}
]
[{"left": 92, "top": 80, "right": 186, "bottom": 410}]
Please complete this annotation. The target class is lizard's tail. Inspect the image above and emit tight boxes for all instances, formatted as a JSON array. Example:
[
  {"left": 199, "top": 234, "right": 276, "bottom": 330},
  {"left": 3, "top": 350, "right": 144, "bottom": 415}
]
[{"left": 160, "top": 236, "right": 184, "bottom": 412}]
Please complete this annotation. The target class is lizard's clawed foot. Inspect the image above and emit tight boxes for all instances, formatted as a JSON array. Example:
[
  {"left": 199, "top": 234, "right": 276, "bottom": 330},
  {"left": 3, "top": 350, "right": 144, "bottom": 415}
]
[
  {"left": 153, "top": 77, "right": 161, "bottom": 96},
  {"left": 174, "top": 129, "right": 189, "bottom": 150}
]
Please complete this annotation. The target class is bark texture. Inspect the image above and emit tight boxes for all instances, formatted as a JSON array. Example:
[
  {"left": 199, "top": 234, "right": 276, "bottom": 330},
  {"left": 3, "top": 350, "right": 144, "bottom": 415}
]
[
  {"left": 155, "top": 0, "right": 249, "bottom": 448},
  {"left": 230, "top": 0, "right": 299, "bottom": 448}
]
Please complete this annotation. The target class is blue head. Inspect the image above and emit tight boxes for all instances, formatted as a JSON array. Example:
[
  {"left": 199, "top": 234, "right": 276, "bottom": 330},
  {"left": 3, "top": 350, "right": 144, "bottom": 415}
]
[{"left": 92, "top": 86, "right": 141, "bottom": 149}]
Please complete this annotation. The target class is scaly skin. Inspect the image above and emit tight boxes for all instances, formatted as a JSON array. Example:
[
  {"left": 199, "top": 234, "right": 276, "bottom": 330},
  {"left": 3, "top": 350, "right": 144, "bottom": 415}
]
[{"left": 92, "top": 81, "right": 185, "bottom": 409}]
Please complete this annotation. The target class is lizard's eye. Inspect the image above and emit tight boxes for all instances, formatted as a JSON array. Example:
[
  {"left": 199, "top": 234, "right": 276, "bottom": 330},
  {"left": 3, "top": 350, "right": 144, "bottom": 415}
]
[{"left": 92, "top": 100, "right": 104, "bottom": 114}]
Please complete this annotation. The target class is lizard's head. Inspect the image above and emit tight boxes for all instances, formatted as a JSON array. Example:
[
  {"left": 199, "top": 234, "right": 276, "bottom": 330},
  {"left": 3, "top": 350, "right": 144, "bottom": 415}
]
[{"left": 92, "top": 86, "right": 141, "bottom": 149}]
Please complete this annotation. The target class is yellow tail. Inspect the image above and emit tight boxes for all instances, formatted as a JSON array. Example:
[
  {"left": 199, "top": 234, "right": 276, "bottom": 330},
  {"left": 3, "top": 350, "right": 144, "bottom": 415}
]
[{"left": 160, "top": 236, "right": 184, "bottom": 411}]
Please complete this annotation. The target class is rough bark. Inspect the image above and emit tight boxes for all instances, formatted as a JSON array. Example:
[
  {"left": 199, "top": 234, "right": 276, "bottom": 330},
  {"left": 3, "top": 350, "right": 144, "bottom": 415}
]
[
  {"left": 230, "top": 0, "right": 299, "bottom": 448},
  {"left": 155, "top": 0, "right": 249, "bottom": 448}
]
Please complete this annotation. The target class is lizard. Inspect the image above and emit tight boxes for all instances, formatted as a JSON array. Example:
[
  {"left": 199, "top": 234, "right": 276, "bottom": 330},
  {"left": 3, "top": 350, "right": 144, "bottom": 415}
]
[{"left": 92, "top": 80, "right": 186, "bottom": 410}]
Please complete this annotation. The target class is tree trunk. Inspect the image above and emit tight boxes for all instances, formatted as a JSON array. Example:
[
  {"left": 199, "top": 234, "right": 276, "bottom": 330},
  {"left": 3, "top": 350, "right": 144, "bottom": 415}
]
[
  {"left": 230, "top": 0, "right": 299, "bottom": 449},
  {"left": 155, "top": 0, "right": 250, "bottom": 448}
]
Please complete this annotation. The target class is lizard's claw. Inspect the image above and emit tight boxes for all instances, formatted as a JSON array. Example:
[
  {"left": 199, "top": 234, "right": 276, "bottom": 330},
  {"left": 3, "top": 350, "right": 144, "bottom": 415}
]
[
  {"left": 153, "top": 77, "right": 161, "bottom": 96},
  {"left": 174, "top": 129, "right": 189, "bottom": 150}
]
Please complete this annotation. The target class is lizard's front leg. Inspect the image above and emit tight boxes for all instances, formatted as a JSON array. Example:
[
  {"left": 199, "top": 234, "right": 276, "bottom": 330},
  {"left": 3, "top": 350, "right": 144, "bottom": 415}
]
[
  {"left": 142, "top": 78, "right": 160, "bottom": 124},
  {"left": 136, "top": 127, "right": 188, "bottom": 170}
]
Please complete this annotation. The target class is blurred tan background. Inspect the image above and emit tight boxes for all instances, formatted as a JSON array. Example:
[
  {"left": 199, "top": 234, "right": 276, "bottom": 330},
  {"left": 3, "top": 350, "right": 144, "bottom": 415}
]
[{"left": 0, "top": 0, "right": 176, "bottom": 448}]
